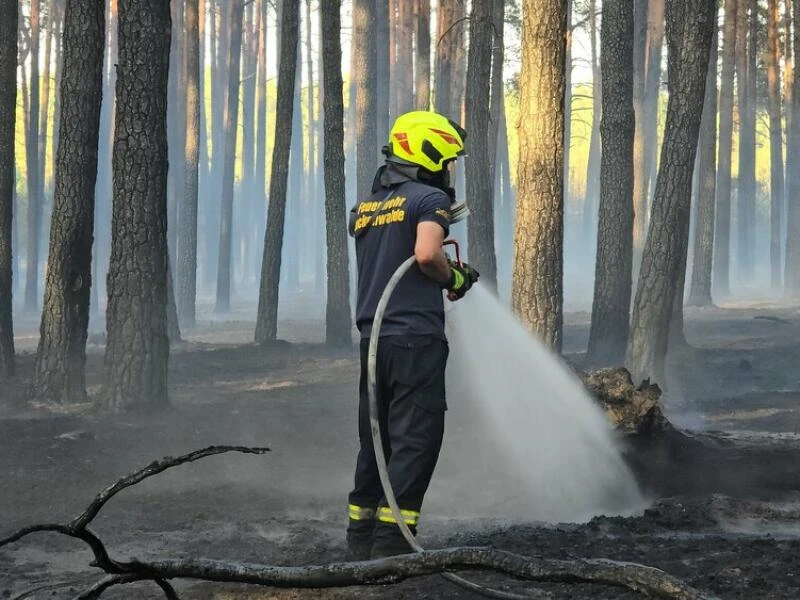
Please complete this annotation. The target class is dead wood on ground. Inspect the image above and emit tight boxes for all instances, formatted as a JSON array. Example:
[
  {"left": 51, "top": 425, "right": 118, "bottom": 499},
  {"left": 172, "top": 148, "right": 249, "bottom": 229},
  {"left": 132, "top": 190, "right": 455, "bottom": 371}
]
[{"left": 0, "top": 445, "right": 717, "bottom": 599}]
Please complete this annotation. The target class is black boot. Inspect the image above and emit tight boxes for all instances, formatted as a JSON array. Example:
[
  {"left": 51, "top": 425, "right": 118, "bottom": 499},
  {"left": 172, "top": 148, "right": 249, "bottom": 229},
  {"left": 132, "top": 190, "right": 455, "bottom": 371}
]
[
  {"left": 346, "top": 517, "right": 375, "bottom": 561},
  {"left": 370, "top": 521, "right": 416, "bottom": 559}
]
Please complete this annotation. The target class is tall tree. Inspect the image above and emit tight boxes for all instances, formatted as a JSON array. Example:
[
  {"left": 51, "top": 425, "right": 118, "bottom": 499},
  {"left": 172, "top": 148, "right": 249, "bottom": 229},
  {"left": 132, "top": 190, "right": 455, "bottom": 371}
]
[
  {"left": 32, "top": 0, "right": 104, "bottom": 404},
  {"left": 177, "top": 0, "right": 200, "bottom": 329},
  {"left": 353, "top": 0, "right": 378, "bottom": 202},
  {"left": 434, "top": 0, "right": 466, "bottom": 120},
  {"left": 633, "top": 0, "right": 666, "bottom": 277},
  {"left": 24, "top": 0, "right": 42, "bottom": 312},
  {"left": 767, "top": 0, "right": 784, "bottom": 289},
  {"left": 254, "top": 0, "right": 268, "bottom": 280},
  {"left": 488, "top": 0, "right": 505, "bottom": 192},
  {"left": 104, "top": 0, "right": 171, "bottom": 410},
  {"left": 321, "top": 0, "right": 352, "bottom": 347},
  {"left": 215, "top": 0, "right": 244, "bottom": 313},
  {"left": 395, "top": 0, "right": 414, "bottom": 113},
  {"left": 512, "top": 0, "right": 567, "bottom": 351},
  {"left": 376, "top": 0, "right": 390, "bottom": 140},
  {"left": 254, "top": 0, "right": 299, "bottom": 343},
  {"left": 465, "top": 0, "right": 497, "bottom": 289},
  {"left": 582, "top": 0, "right": 601, "bottom": 241},
  {"left": 627, "top": 0, "right": 715, "bottom": 385},
  {"left": 631, "top": 0, "right": 648, "bottom": 263},
  {"left": 587, "top": 0, "right": 635, "bottom": 365},
  {"left": 786, "top": 0, "right": 800, "bottom": 295},
  {"left": 714, "top": 0, "right": 738, "bottom": 298},
  {"left": 416, "top": 0, "right": 431, "bottom": 110},
  {"left": 0, "top": 0, "right": 17, "bottom": 378},
  {"left": 563, "top": 0, "right": 573, "bottom": 206},
  {"left": 687, "top": 25, "right": 719, "bottom": 307},
  {"left": 736, "top": 0, "right": 757, "bottom": 283}
]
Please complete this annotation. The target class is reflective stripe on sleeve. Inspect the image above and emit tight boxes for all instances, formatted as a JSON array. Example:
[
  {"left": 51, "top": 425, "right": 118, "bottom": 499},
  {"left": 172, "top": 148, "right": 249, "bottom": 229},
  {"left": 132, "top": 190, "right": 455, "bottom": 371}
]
[{"left": 377, "top": 506, "right": 420, "bottom": 526}]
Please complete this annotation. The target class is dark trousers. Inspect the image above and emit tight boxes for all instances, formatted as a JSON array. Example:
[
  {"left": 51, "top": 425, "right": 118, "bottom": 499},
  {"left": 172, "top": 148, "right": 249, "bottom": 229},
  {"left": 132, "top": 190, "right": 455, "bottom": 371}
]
[{"left": 347, "top": 335, "right": 448, "bottom": 554}]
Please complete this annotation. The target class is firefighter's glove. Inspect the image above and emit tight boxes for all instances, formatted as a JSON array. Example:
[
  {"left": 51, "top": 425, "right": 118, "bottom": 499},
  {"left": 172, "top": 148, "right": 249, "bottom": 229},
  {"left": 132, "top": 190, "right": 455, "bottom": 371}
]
[{"left": 446, "top": 262, "right": 479, "bottom": 301}]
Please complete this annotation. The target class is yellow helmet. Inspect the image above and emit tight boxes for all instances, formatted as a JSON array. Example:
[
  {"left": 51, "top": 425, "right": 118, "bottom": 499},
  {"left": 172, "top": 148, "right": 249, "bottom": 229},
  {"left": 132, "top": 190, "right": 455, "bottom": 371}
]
[{"left": 384, "top": 111, "right": 467, "bottom": 173}]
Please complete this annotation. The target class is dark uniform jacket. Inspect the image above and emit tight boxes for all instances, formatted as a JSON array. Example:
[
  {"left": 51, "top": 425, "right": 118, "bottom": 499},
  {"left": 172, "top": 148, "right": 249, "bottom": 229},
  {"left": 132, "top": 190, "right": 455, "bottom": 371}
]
[{"left": 349, "top": 164, "right": 452, "bottom": 340}]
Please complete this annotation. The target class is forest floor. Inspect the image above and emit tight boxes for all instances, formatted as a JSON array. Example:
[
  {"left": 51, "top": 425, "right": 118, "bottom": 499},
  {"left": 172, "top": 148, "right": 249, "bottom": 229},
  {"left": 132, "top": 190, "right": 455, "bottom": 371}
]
[{"left": 3, "top": 292, "right": 800, "bottom": 599}]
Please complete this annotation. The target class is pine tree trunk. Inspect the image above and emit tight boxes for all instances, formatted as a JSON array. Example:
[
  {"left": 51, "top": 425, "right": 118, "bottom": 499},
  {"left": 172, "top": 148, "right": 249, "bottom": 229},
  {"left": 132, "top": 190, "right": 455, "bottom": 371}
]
[
  {"left": 767, "top": 0, "right": 784, "bottom": 289},
  {"left": 714, "top": 0, "right": 738, "bottom": 299},
  {"left": 465, "top": 0, "right": 497, "bottom": 289},
  {"left": 627, "top": 0, "right": 715, "bottom": 385},
  {"left": 353, "top": 0, "right": 378, "bottom": 202},
  {"left": 254, "top": 0, "right": 299, "bottom": 343},
  {"left": 33, "top": 0, "right": 104, "bottom": 404},
  {"left": 642, "top": 0, "right": 665, "bottom": 207},
  {"left": 563, "top": 0, "right": 572, "bottom": 203},
  {"left": 395, "top": 0, "right": 414, "bottom": 113},
  {"left": 376, "top": 0, "right": 390, "bottom": 142},
  {"left": 321, "top": 0, "right": 352, "bottom": 347},
  {"left": 784, "top": 0, "right": 793, "bottom": 229},
  {"left": 736, "top": 0, "right": 756, "bottom": 284},
  {"left": 587, "top": 0, "right": 634, "bottom": 366},
  {"left": 284, "top": 43, "right": 303, "bottom": 291},
  {"left": 215, "top": 0, "right": 244, "bottom": 313},
  {"left": 167, "top": 0, "right": 185, "bottom": 276},
  {"left": 687, "top": 26, "right": 718, "bottom": 308},
  {"left": 254, "top": 0, "right": 268, "bottom": 281},
  {"left": 239, "top": 1, "right": 257, "bottom": 286},
  {"left": 104, "top": 0, "right": 171, "bottom": 411},
  {"left": 37, "top": 0, "right": 55, "bottom": 218},
  {"left": 786, "top": 0, "right": 800, "bottom": 296},
  {"left": 512, "top": 0, "right": 567, "bottom": 352},
  {"left": 178, "top": 0, "right": 200, "bottom": 329},
  {"left": 415, "top": 0, "right": 431, "bottom": 110},
  {"left": 631, "top": 0, "right": 648, "bottom": 274},
  {"left": 582, "top": 0, "right": 601, "bottom": 242},
  {"left": 25, "top": 0, "right": 42, "bottom": 313},
  {"left": 489, "top": 0, "right": 505, "bottom": 186},
  {"left": 0, "top": 0, "right": 17, "bottom": 378},
  {"left": 434, "top": 0, "right": 466, "bottom": 119}
]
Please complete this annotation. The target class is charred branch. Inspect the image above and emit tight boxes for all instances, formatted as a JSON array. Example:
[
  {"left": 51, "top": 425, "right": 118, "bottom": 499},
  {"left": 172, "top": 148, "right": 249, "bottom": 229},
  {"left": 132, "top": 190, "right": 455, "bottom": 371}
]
[{"left": 0, "top": 443, "right": 715, "bottom": 600}]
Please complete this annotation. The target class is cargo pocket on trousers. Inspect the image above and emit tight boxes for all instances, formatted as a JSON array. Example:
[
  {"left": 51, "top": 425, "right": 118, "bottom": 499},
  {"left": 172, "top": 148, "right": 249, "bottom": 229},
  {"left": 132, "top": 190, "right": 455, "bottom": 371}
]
[{"left": 388, "top": 337, "right": 448, "bottom": 413}]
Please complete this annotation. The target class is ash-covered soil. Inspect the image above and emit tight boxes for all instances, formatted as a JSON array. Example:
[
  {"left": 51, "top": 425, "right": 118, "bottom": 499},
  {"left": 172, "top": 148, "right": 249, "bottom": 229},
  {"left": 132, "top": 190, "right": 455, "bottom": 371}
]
[{"left": 3, "top": 299, "right": 800, "bottom": 599}]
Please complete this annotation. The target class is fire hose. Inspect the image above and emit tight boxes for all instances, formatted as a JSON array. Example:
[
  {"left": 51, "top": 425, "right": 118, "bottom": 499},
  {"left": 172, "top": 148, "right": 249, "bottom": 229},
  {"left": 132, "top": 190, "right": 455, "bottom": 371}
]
[{"left": 366, "top": 242, "right": 537, "bottom": 600}]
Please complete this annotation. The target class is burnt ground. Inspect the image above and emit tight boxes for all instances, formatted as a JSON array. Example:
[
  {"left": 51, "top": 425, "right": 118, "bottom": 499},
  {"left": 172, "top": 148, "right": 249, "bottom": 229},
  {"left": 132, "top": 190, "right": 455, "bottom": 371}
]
[{"left": 3, "top": 296, "right": 800, "bottom": 599}]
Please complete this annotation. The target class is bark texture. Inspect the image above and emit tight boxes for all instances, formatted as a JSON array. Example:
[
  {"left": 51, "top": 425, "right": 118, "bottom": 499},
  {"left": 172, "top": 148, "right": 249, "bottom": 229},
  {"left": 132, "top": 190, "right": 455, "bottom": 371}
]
[
  {"left": 587, "top": 0, "right": 635, "bottom": 366},
  {"left": 627, "top": 0, "right": 715, "bottom": 385},
  {"left": 767, "top": 0, "right": 784, "bottom": 289},
  {"left": 0, "top": 0, "right": 16, "bottom": 378},
  {"left": 415, "top": 0, "right": 431, "bottom": 111},
  {"left": 687, "top": 26, "right": 718, "bottom": 308},
  {"left": 582, "top": 0, "right": 601, "bottom": 241},
  {"left": 215, "top": 1, "right": 244, "bottom": 313},
  {"left": 177, "top": 0, "right": 200, "bottom": 329},
  {"left": 714, "top": 0, "right": 738, "bottom": 298},
  {"left": 25, "top": 0, "right": 42, "bottom": 312},
  {"left": 254, "top": 0, "right": 299, "bottom": 343},
  {"left": 321, "top": 0, "right": 352, "bottom": 348},
  {"left": 632, "top": 0, "right": 665, "bottom": 270},
  {"left": 465, "top": 0, "right": 497, "bottom": 289},
  {"left": 735, "top": 0, "right": 756, "bottom": 283},
  {"left": 104, "top": 0, "right": 171, "bottom": 411},
  {"left": 354, "top": 0, "right": 378, "bottom": 205},
  {"left": 785, "top": 0, "right": 800, "bottom": 296},
  {"left": 434, "top": 0, "right": 466, "bottom": 119},
  {"left": 511, "top": 0, "right": 567, "bottom": 351},
  {"left": 33, "top": 0, "right": 104, "bottom": 404}
]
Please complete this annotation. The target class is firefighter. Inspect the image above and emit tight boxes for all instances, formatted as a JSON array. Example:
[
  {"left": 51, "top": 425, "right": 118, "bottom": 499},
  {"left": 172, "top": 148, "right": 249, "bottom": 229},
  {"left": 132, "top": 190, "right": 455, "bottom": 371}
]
[{"left": 346, "top": 111, "right": 479, "bottom": 560}]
